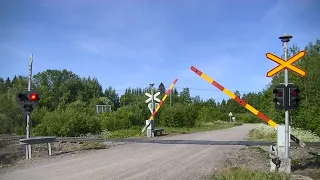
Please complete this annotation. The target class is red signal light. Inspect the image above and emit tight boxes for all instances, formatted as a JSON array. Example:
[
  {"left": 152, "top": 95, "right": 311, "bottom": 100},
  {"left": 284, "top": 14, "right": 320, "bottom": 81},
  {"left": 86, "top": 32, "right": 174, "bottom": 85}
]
[
  {"left": 29, "top": 93, "right": 38, "bottom": 101},
  {"left": 290, "top": 88, "right": 299, "bottom": 96},
  {"left": 273, "top": 89, "right": 282, "bottom": 97}
]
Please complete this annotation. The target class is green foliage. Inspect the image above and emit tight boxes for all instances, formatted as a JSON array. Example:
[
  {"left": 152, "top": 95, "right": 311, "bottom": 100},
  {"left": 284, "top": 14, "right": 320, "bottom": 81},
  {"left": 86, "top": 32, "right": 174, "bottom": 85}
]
[
  {"left": 159, "top": 103, "right": 197, "bottom": 128},
  {"left": 236, "top": 113, "right": 260, "bottom": 123},
  {"left": 1, "top": 38, "right": 320, "bottom": 137},
  {"left": 197, "top": 106, "right": 223, "bottom": 123},
  {"left": 33, "top": 100, "right": 101, "bottom": 137},
  {"left": 103, "top": 127, "right": 142, "bottom": 139}
]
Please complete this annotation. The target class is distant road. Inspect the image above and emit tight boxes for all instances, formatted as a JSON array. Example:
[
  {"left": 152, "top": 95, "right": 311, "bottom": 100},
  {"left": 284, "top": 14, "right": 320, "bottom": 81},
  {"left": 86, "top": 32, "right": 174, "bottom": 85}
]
[{"left": 0, "top": 124, "right": 258, "bottom": 180}]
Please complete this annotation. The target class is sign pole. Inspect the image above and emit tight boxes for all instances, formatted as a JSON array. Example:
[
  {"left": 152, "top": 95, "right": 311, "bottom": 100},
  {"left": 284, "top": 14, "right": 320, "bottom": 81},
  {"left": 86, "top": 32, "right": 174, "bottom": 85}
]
[
  {"left": 150, "top": 83, "right": 155, "bottom": 137},
  {"left": 283, "top": 37, "right": 290, "bottom": 159},
  {"left": 26, "top": 54, "right": 33, "bottom": 159},
  {"left": 279, "top": 33, "right": 293, "bottom": 173}
]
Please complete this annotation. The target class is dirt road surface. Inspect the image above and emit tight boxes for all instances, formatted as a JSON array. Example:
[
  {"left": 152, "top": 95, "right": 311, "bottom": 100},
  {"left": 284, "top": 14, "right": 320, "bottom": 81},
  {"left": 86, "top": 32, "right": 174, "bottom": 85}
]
[{"left": 0, "top": 124, "right": 258, "bottom": 180}]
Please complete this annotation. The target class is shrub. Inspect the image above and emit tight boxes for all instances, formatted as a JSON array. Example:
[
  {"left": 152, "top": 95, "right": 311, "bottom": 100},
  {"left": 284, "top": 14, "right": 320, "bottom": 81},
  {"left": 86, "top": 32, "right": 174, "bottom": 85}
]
[
  {"left": 197, "top": 106, "right": 222, "bottom": 122},
  {"left": 33, "top": 101, "right": 101, "bottom": 137},
  {"left": 159, "top": 103, "right": 197, "bottom": 128},
  {"left": 237, "top": 113, "right": 261, "bottom": 123}
]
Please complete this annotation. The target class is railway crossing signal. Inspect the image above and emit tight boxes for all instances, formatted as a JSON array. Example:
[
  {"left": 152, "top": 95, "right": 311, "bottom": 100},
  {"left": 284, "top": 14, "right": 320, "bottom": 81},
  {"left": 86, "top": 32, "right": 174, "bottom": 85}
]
[
  {"left": 145, "top": 91, "right": 161, "bottom": 114},
  {"left": 16, "top": 92, "right": 40, "bottom": 113},
  {"left": 266, "top": 46, "right": 305, "bottom": 111},
  {"left": 191, "top": 34, "right": 306, "bottom": 173},
  {"left": 141, "top": 78, "right": 178, "bottom": 133},
  {"left": 190, "top": 65, "right": 305, "bottom": 147}
]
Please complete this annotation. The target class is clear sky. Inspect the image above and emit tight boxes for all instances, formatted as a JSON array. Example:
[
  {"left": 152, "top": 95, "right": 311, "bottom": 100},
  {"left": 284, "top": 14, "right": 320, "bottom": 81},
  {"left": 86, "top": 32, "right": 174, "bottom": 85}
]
[{"left": 1, "top": 0, "right": 319, "bottom": 102}]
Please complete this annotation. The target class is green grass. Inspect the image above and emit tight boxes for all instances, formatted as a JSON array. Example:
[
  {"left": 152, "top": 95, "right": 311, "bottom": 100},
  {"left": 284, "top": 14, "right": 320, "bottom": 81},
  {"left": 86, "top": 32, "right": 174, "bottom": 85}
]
[
  {"left": 105, "top": 128, "right": 143, "bottom": 139},
  {"left": 247, "top": 124, "right": 320, "bottom": 142},
  {"left": 102, "top": 121, "right": 243, "bottom": 139},
  {"left": 206, "top": 167, "right": 289, "bottom": 180}
]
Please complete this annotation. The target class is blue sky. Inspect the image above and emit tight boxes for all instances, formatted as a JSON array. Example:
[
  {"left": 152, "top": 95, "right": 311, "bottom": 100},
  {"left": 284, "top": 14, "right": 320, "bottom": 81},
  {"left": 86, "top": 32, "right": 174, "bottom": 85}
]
[{"left": 1, "top": 0, "right": 319, "bottom": 102}]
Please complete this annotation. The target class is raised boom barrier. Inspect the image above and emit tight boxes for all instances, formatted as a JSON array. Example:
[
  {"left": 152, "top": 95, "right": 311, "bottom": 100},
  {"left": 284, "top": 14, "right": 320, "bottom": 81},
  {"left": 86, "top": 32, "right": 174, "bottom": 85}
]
[{"left": 190, "top": 66, "right": 306, "bottom": 147}]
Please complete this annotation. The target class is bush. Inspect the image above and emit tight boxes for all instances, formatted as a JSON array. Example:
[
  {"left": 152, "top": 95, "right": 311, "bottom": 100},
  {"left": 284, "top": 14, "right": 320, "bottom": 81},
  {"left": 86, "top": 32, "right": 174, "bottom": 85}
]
[
  {"left": 33, "top": 100, "right": 101, "bottom": 137},
  {"left": 119, "top": 103, "right": 149, "bottom": 126},
  {"left": 197, "top": 106, "right": 222, "bottom": 122},
  {"left": 99, "top": 103, "right": 150, "bottom": 131},
  {"left": 159, "top": 103, "right": 197, "bottom": 128},
  {"left": 237, "top": 113, "right": 260, "bottom": 123},
  {"left": 100, "top": 111, "right": 131, "bottom": 131}
]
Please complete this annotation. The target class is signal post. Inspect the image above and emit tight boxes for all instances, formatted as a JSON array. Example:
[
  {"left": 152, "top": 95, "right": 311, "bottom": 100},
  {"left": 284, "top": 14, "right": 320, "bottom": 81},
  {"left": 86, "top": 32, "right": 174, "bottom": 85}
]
[
  {"left": 16, "top": 54, "right": 40, "bottom": 159},
  {"left": 267, "top": 34, "right": 306, "bottom": 173}
]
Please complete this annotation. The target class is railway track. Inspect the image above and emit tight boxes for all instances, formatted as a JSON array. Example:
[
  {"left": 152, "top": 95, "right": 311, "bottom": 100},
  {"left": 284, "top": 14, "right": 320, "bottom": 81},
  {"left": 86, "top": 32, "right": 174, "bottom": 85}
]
[{"left": 2, "top": 135, "right": 320, "bottom": 147}]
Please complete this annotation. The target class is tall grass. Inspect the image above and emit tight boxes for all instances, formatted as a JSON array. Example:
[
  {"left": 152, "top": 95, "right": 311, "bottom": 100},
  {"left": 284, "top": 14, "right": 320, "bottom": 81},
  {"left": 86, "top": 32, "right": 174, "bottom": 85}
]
[
  {"left": 247, "top": 124, "right": 320, "bottom": 142},
  {"left": 207, "top": 167, "right": 289, "bottom": 180}
]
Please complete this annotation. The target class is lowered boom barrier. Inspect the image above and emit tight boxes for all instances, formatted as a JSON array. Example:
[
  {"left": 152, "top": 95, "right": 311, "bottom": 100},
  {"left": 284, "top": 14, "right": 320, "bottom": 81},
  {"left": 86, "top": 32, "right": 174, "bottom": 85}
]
[
  {"left": 141, "top": 78, "right": 178, "bottom": 133},
  {"left": 190, "top": 66, "right": 305, "bottom": 147}
]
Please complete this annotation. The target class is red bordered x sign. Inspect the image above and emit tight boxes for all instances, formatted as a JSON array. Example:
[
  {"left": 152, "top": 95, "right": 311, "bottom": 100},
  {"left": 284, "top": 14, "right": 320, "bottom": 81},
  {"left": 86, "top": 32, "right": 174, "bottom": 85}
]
[{"left": 266, "top": 51, "right": 306, "bottom": 77}]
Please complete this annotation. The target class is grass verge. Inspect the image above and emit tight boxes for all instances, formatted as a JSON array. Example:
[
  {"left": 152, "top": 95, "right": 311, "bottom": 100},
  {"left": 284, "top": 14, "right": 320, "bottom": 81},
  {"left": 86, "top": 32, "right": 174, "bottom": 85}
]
[
  {"left": 80, "top": 142, "right": 108, "bottom": 150},
  {"left": 206, "top": 166, "right": 289, "bottom": 180},
  {"left": 247, "top": 124, "right": 320, "bottom": 142}
]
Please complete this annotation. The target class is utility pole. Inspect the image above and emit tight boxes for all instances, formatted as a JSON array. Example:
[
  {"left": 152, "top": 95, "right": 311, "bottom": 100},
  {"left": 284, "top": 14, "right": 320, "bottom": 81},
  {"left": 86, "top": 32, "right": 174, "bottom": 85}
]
[
  {"left": 150, "top": 83, "right": 155, "bottom": 137},
  {"left": 279, "top": 33, "right": 292, "bottom": 173},
  {"left": 170, "top": 89, "right": 172, "bottom": 106},
  {"left": 26, "top": 54, "right": 33, "bottom": 159}
]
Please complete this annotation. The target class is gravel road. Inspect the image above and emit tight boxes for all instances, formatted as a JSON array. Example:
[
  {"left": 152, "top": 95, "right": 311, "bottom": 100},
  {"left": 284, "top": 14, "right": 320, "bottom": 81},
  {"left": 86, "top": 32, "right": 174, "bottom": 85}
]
[{"left": 0, "top": 124, "right": 258, "bottom": 180}]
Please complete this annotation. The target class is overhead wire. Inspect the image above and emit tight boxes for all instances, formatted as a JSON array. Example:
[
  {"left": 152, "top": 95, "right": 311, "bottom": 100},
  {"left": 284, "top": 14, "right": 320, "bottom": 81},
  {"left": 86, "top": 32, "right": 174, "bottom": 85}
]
[{"left": 112, "top": 87, "right": 261, "bottom": 93}]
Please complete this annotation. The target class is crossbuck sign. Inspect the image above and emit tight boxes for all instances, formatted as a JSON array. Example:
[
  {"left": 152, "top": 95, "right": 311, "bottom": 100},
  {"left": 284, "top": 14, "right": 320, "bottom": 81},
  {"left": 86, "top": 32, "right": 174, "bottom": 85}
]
[
  {"left": 266, "top": 51, "right": 306, "bottom": 77},
  {"left": 145, "top": 92, "right": 161, "bottom": 113},
  {"left": 145, "top": 92, "right": 161, "bottom": 103}
]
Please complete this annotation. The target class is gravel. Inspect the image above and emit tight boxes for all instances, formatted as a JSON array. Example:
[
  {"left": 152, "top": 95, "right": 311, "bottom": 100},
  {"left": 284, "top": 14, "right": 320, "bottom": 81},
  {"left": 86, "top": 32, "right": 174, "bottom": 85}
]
[
  {"left": 1, "top": 123, "right": 318, "bottom": 180},
  {"left": 0, "top": 124, "right": 257, "bottom": 180}
]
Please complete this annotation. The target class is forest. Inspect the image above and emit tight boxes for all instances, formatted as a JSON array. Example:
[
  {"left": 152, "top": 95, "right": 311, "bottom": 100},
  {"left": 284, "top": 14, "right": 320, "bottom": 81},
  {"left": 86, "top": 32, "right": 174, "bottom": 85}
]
[{"left": 0, "top": 39, "right": 319, "bottom": 137}]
